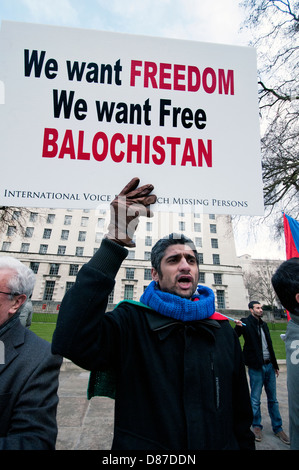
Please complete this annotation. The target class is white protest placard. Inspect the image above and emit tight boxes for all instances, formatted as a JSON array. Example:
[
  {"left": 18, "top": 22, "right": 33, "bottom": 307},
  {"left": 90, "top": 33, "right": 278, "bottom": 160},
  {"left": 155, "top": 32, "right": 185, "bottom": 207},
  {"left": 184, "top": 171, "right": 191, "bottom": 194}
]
[{"left": 0, "top": 21, "right": 264, "bottom": 214}]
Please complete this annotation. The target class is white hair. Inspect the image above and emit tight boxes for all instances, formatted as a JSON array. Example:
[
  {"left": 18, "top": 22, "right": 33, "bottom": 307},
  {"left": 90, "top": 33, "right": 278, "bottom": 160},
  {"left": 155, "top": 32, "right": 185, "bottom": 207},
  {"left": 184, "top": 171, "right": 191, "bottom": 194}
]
[{"left": 0, "top": 256, "right": 35, "bottom": 299}]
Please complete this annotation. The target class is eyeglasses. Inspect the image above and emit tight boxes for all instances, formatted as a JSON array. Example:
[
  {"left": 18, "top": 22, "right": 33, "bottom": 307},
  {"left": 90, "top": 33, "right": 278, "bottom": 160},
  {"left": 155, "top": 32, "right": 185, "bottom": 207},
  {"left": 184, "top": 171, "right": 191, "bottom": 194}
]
[{"left": 0, "top": 291, "right": 20, "bottom": 296}]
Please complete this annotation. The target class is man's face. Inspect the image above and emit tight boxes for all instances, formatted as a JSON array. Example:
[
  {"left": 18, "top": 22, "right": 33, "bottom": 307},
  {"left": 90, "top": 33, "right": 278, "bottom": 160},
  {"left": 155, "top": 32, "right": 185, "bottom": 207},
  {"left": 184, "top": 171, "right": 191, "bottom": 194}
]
[
  {"left": 0, "top": 268, "right": 26, "bottom": 326},
  {"left": 250, "top": 303, "right": 263, "bottom": 320},
  {"left": 151, "top": 244, "right": 199, "bottom": 299}
]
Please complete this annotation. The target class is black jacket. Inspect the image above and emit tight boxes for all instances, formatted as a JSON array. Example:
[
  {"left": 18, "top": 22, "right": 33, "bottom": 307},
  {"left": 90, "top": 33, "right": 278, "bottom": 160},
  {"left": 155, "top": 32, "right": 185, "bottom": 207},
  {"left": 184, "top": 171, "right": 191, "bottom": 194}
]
[
  {"left": 0, "top": 320, "right": 62, "bottom": 450},
  {"left": 235, "top": 314, "right": 279, "bottom": 371},
  {"left": 52, "top": 238, "right": 254, "bottom": 450}
]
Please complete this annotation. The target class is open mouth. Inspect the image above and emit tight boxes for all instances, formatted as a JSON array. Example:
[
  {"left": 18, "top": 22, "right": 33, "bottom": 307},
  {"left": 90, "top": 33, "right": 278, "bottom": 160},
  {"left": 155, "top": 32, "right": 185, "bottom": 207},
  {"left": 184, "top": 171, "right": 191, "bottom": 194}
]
[{"left": 177, "top": 275, "right": 193, "bottom": 289}]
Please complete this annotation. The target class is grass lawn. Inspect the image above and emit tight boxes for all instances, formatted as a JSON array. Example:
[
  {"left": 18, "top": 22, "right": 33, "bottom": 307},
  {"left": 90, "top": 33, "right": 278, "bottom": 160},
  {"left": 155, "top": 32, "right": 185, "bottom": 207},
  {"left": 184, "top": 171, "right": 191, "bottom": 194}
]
[
  {"left": 30, "top": 316, "right": 287, "bottom": 360},
  {"left": 30, "top": 322, "right": 56, "bottom": 343}
]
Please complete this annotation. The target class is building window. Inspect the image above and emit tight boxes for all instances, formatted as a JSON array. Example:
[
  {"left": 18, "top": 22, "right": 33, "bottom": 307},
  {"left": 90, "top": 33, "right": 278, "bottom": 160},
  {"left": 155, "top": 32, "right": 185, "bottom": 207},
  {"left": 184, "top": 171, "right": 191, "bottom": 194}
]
[
  {"left": 2, "top": 242, "right": 11, "bottom": 251},
  {"left": 30, "top": 262, "right": 40, "bottom": 274},
  {"left": 43, "top": 280, "right": 55, "bottom": 301},
  {"left": 29, "top": 212, "right": 38, "bottom": 222},
  {"left": 146, "top": 222, "right": 152, "bottom": 231},
  {"left": 210, "top": 224, "right": 217, "bottom": 233},
  {"left": 66, "top": 281, "right": 75, "bottom": 292},
  {"left": 12, "top": 211, "right": 20, "bottom": 220},
  {"left": 81, "top": 216, "right": 89, "bottom": 227},
  {"left": 108, "top": 289, "right": 114, "bottom": 304},
  {"left": 195, "top": 237, "right": 202, "bottom": 248},
  {"left": 144, "top": 268, "right": 152, "bottom": 280},
  {"left": 78, "top": 231, "right": 86, "bottom": 242},
  {"left": 214, "top": 273, "right": 222, "bottom": 285},
  {"left": 209, "top": 214, "right": 215, "bottom": 219},
  {"left": 39, "top": 244, "right": 48, "bottom": 254},
  {"left": 76, "top": 247, "right": 84, "bottom": 256},
  {"left": 95, "top": 232, "right": 103, "bottom": 243},
  {"left": 126, "top": 268, "right": 135, "bottom": 280},
  {"left": 211, "top": 238, "right": 218, "bottom": 249},
  {"left": 20, "top": 243, "right": 30, "bottom": 253},
  {"left": 97, "top": 218, "right": 105, "bottom": 229},
  {"left": 57, "top": 245, "right": 66, "bottom": 255},
  {"left": 124, "top": 285, "right": 134, "bottom": 300},
  {"left": 64, "top": 215, "right": 72, "bottom": 225},
  {"left": 25, "top": 227, "right": 34, "bottom": 238},
  {"left": 194, "top": 223, "right": 201, "bottom": 232},
  {"left": 145, "top": 236, "right": 152, "bottom": 246},
  {"left": 213, "top": 254, "right": 220, "bottom": 265},
  {"left": 47, "top": 214, "right": 55, "bottom": 224},
  {"left": 198, "top": 272, "right": 205, "bottom": 284},
  {"left": 179, "top": 221, "right": 185, "bottom": 231},
  {"left": 49, "top": 263, "right": 60, "bottom": 275},
  {"left": 43, "top": 228, "right": 52, "bottom": 239},
  {"left": 144, "top": 251, "right": 151, "bottom": 261},
  {"left": 127, "top": 250, "right": 135, "bottom": 260},
  {"left": 216, "top": 290, "right": 225, "bottom": 309},
  {"left": 7, "top": 226, "right": 16, "bottom": 236},
  {"left": 69, "top": 264, "right": 79, "bottom": 276},
  {"left": 61, "top": 230, "right": 69, "bottom": 240},
  {"left": 198, "top": 253, "right": 204, "bottom": 264}
]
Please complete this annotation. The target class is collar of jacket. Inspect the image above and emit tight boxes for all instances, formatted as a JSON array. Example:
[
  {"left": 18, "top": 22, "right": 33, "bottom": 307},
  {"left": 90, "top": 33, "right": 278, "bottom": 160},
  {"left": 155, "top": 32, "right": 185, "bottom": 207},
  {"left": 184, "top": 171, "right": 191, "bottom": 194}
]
[
  {"left": 116, "top": 300, "right": 221, "bottom": 340},
  {"left": 248, "top": 314, "right": 264, "bottom": 329},
  {"left": 0, "top": 319, "right": 25, "bottom": 373},
  {"left": 145, "top": 309, "right": 220, "bottom": 340},
  {"left": 0, "top": 312, "right": 21, "bottom": 338}
]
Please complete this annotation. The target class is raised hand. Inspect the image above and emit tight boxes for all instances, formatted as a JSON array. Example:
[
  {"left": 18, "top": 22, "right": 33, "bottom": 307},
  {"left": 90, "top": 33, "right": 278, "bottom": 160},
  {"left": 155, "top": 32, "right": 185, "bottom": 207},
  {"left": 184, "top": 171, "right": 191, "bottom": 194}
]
[{"left": 105, "top": 177, "right": 157, "bottom": 247}]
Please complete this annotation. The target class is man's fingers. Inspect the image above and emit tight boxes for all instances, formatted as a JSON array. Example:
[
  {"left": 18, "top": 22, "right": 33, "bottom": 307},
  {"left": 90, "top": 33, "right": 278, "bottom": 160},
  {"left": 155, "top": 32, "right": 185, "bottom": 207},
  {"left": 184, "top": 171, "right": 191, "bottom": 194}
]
[
  {"left": 118, "top": 178, "right": 155, "bottom": 200},
  {"left": 118, "top": 177, "right": 140, "bottom": 196},
  {"left": 132, "top": 194, "right": 157, "bottom": 206},
  {"left": 126, "top": 184, "right": 155, "bottom": 199}
]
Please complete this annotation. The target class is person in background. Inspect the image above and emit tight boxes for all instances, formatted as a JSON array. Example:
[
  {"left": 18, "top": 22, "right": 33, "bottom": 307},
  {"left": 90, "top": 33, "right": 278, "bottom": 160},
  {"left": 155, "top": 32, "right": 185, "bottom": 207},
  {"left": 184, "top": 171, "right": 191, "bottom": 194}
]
[
  {"left": 235, "top": 301, "right": 289, "bottom": 445},
  {"left": 52, "top": 177, "right": 255, "bottom": 450},
  {"left": 0, "top": 256, "right": 62, "bottom": 450},
  {"left": 272, "top": 257, "right": 299, "bottom": 449},
  {"left": 19, "top": 297, "right": 33, "bottom": 328}
]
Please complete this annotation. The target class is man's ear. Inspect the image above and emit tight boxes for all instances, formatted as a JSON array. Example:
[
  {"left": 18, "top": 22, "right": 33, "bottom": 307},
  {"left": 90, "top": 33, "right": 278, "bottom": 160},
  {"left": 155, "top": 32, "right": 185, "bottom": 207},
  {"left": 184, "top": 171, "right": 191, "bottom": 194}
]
[
  {"left": 151, "top": 267, "right": 159, "bottom": 282},
  {"left": 296, "top": 293, "right": 299, "bottom": 305},
  {"left": 8, "top": 294, "right": 27, "bottom": 316}
]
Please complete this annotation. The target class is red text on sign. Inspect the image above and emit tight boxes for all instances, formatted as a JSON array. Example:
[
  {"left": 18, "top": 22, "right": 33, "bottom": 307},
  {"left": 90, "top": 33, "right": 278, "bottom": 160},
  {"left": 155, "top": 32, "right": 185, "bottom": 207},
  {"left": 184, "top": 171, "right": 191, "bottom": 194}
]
[
  {"left": 130, "top": 60, "right": 234, "bottom": 95},
  {"left": 42, "top": 128, "right": 212, "bottom": 168}
]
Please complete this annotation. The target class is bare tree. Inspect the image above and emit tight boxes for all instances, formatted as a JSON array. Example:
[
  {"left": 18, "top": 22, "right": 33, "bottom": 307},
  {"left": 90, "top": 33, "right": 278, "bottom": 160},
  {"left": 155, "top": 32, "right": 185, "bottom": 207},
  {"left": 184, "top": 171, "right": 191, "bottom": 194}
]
[
  {"left": 243, "top": 260, "right": 279, "bottom": 319},
  {"left": 0, "top": 207, "right": 32, "bottom": 236},
  {"left": 241, "top": 0, "right": 299, "bottom": 226},
  {"left": 244, "top": 261, "right": 277, "bottom": 305}
]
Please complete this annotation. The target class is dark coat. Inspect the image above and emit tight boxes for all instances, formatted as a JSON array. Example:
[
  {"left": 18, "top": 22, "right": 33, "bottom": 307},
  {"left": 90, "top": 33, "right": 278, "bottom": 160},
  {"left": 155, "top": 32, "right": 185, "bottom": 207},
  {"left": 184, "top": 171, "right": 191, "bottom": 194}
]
[
  {"left": 0, "top": 320, "right": 62, "bottom": 450},
  {"left": 52, "top": 240, "right": 254, "bottom": 451},
  {"left": 235, "top": 314, "right": 279, "bottom": 370}
]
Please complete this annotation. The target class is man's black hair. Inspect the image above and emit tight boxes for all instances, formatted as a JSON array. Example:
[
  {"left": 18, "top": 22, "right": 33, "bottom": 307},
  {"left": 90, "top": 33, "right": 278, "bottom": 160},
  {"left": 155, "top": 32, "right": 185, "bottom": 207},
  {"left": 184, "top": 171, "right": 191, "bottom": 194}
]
[
  {"left": 151, "top": 233, "right": 199, "bottom": 276},
  {"left": 272, "top": 257, "right": 299, "bottom": 315},
  {"left": 248, "top": 300, "right": 261, "bottom": 310}
]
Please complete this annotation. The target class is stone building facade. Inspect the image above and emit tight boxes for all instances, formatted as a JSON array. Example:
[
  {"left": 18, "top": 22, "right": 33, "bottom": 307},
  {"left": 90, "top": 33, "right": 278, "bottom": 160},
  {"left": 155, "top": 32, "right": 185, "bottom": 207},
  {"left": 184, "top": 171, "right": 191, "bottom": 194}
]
[{"left": 0, "top": 207, "right": 249, "bottom": 314}]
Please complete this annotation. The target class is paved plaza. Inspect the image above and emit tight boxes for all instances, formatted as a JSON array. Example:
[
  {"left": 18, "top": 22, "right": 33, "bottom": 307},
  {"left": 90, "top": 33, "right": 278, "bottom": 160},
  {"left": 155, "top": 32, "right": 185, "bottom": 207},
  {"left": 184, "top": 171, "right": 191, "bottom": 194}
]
[{"left": 55, "top": 360, "right": 290, "bottom": 451}]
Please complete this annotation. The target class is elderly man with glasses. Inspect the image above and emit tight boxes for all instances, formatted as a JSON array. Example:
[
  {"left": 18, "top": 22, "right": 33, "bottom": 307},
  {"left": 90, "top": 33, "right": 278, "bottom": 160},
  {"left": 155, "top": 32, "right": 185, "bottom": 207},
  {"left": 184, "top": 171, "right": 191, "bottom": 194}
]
[{"left": 0, "top": 256, "right": 62, "bottom": 450}]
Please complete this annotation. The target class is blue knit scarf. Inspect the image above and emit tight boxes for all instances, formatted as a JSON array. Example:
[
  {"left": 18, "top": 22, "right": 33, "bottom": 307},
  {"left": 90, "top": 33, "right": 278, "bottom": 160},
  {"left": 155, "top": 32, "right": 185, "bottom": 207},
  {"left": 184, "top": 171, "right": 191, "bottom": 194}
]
[{"left": 140, "top": 280, "right": 215, "bottom": 322}]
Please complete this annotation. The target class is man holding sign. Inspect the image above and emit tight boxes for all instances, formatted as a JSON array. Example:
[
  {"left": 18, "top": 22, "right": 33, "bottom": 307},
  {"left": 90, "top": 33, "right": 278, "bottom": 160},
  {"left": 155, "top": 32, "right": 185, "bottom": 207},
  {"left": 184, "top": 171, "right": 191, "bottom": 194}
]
[{"left": 52, "top": 177, "right": 254, "bottom": 450}]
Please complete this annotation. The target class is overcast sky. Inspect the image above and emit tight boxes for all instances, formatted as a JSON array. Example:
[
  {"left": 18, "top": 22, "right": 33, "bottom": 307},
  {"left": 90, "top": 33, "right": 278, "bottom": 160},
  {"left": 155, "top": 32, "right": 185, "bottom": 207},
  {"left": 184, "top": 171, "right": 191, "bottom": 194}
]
[
  {"left": 0, "top": 0, "right": 250, "bottom": 45},
  {"left": 0, "top": 0, "right": 286, "bottom": 260}
]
